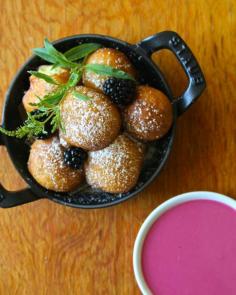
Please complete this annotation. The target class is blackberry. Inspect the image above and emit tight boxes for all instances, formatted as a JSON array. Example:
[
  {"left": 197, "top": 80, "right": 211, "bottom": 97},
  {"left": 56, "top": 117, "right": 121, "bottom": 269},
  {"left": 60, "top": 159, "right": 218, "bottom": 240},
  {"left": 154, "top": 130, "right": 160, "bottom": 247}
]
[
  {"left": 63, "top": 147, "right": 87, "bottom": 169},
  {"left": 103, "top": 77, "right": 136, "bottom": 106},
  {"left": 30, "top": 109, "right": 53, "bottom": 139}
]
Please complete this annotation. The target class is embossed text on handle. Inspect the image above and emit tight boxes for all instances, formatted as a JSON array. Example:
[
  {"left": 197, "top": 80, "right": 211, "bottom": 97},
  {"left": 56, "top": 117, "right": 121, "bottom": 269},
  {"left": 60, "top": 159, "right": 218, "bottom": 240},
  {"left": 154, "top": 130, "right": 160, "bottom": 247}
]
[{"left": 169, "top": 36, "right": 204, "bottom": 85}]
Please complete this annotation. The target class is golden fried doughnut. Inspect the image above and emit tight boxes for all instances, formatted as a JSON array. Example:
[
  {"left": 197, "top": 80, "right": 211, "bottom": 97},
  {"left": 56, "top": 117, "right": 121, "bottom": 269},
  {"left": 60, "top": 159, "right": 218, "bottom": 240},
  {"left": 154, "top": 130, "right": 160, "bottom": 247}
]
[
  {"left": 23, "top": 65, "right": 69, "bottom": 112},
  {"left": 28, "top": 136, "right": 84, "bottom": 192},
  {"left": 83, "top": 48, "right": 136, "bottom": 92},
  {"left": 85, "top": 134, "right": 144, "bottom": 193},
  {"left": 124, "top": 85, "right": 173, "bottom": 141},
  {"left": 60, "top": 86, "right": 121, "bottom": 151}
]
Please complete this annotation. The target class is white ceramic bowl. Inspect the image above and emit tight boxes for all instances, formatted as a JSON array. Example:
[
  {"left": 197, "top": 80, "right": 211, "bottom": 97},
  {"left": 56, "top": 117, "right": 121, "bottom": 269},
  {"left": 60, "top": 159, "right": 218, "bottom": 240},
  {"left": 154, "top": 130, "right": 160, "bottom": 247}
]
[{"left": 133, "top": 191, "right": 236, "bottom": 295}]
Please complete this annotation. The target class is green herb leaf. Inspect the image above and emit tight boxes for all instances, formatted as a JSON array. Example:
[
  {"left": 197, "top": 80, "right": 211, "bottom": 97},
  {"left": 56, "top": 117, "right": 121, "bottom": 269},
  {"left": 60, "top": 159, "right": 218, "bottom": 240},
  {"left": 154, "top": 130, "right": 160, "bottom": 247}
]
[
  {"left": 44, "top": 39, "right": 78, "bottom": 68},
  {"left": 84, "top": 64, "right": 135, "bottom": 80},
  {"left": 51, "top": 63, "right": 60, "bottom": 70},
  {"left": 50, "top": 106, "right": 62, "bottom": 133},
  {"left": 33, "top": 39, "right": 78, "bottom": 69},
  {"left": 73, "top": 91, "right": 91, "bottom": 101},
  {"left": 66, "top": 71, "right": 82, "bottom": 88},
  {"left": 28, "top": 71, "right": 59, "bottom": 85},
  {"left": 64, "top": 43, "right": 101, "bottom": 61},
  {"left": 1, "top": 40, "right": 107, "bottom": 140},
  {"left": 37, "top": 89, "right": 66, "bottom": 107},
  {"left": 0, "top": 105, "right": 66, "bottom": 140},
  {"left": 0, "top": 116, "right": 45, "bottom": 139},
  {"left": 44, "top": 39, "right": 60, "bottom": 56},
  {"left": 33, "top": 70, "right": 82, "bottom": 110},
  {"left": 44, "top": 39, "right": 67, "bottom": 65},
  {"left": 33, "top": 48, "right": 57, "bottom": 63}
]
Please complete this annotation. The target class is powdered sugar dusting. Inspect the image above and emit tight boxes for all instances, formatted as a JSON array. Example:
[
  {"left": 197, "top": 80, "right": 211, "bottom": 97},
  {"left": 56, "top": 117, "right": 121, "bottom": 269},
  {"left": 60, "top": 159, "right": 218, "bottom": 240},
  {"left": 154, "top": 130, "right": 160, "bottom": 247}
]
[
  {"left": 85, "top": 134, "right": 145, "bottom": 193},
  {"left": 125, "top": 86, "right": 173, "bottom": 140},
  {"left": 28, "top": 136, "right": 84, "bottom": 192},
  {"left": 60, "top": 86, "right": 121, "bottom": 150},
  {"left": 129, "top": 99, "right": 162, "bottom": 135}
]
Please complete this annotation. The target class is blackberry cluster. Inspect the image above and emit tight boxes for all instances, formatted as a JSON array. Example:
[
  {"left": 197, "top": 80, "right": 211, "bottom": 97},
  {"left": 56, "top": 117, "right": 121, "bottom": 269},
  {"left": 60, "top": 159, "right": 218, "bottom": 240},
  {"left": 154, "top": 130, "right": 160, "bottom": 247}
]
[
  {"left": 63, "top": 147, "right": 87, "bottom": 169},
  {"left": 30, "top": 109, "right": 53, "bottom": 139},
  {"left": 103, "top": 77, "right": 136, "bottom": 106}
]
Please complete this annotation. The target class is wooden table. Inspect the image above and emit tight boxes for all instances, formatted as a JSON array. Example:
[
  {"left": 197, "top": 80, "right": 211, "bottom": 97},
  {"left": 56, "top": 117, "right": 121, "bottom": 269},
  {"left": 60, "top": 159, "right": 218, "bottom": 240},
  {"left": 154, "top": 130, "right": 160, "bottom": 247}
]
[{"left": 0, "top": 0, "right": 235, "bottom": 294}]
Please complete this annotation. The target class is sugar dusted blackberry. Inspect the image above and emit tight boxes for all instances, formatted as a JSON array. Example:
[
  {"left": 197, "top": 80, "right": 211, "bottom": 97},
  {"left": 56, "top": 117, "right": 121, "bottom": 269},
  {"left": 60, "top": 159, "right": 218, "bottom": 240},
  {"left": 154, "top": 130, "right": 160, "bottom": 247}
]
[
  {"left": 63, "top": 147, "right": 87, "bottom": 169},
  {"left": 30, "top": 109, "right": 53, "bottom": 139},
  {"left": 103, "top": 77, "right": 136, "bottom": 106}
]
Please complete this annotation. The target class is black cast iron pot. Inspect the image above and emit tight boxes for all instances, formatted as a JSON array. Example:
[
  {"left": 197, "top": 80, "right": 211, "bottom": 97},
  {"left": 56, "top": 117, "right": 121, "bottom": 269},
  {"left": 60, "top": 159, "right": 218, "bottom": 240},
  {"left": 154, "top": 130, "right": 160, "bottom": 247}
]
[{"left": 0, "top": 31, "right": 206, "bottom": 209}]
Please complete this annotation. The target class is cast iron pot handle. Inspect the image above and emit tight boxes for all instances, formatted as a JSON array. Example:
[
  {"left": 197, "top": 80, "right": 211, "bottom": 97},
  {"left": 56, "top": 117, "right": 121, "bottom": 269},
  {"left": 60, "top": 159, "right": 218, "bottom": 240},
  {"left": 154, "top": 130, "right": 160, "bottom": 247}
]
[
  {"left": 138, "top": 31, "right": 206, "bottom": 115},
  {"left": 0, "top": 133, "right": 41, "bottom": 208}
]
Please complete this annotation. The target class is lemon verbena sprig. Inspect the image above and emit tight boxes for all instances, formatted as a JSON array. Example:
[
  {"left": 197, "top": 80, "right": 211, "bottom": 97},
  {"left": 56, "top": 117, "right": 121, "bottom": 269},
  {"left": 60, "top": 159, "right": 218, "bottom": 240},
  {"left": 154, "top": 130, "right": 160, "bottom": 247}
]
[
  {"left": 32, "top": 39, "right": 135, "bottom": 81},
  {"left": 0, "top": 39, "right": 136, "bottom": 140},
  {"left": 0, "top": 109, "right": 55, "bottom": 139},
  {"left": 29, "top": 69, "right": 83, "bottom": 134},
  {"left": 0, "top": 69, "right": 82, "bottom": 140},
  {"left": 33, "top": 39, "right": 102, "bottom": 69},
  {"left": 32, "top": 70, "right": 82, "bottom": 107}
]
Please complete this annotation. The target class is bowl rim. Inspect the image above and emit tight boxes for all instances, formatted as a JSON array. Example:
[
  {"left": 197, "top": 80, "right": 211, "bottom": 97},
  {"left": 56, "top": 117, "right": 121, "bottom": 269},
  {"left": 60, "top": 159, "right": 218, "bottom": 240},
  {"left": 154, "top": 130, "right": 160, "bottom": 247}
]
[
  {"left": 133, "top": 191, "right": 236, "bottom": 294},
  {"left": 1, "top": 33, "right": 177, "bottom": 208}
]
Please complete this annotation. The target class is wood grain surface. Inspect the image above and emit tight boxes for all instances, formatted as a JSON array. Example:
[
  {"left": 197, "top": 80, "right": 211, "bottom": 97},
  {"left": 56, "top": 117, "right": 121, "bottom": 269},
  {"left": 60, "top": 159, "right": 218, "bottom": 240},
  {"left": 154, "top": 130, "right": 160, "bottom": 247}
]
[{"left": 0, "top": 0, "right": 235, "bottom": 294}]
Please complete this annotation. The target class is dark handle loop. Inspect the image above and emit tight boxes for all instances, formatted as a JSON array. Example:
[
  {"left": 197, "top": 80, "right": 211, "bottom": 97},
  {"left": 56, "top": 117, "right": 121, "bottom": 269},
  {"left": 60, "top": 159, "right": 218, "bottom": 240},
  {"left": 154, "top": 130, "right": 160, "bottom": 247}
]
[
  {"left": 0, "top": 131, "right": 41, "bottom": 208},
  {"left": 0, "top": 185, "right": 41, "bottom": 208},
  {"left": 138, "top": 31, "right": 206, "bottom": 115}
]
